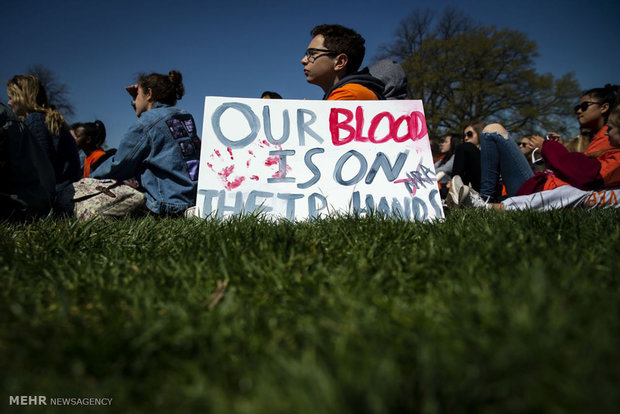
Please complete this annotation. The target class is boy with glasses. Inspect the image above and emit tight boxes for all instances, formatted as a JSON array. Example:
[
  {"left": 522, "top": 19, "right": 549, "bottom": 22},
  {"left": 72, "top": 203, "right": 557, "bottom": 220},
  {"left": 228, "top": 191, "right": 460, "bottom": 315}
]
[{"left": 301, "top": 24, "right": 385, "bottom": 101}]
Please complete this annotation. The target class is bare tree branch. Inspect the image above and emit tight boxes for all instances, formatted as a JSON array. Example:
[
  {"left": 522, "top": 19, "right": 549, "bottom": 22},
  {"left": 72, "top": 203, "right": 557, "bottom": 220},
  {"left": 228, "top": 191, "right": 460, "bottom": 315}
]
[
  {"left": 27, "top": 64, "right": 75, "bottom": 118},
  {"left": 383, "top": 8, "right": 580, "bottom": 138}
]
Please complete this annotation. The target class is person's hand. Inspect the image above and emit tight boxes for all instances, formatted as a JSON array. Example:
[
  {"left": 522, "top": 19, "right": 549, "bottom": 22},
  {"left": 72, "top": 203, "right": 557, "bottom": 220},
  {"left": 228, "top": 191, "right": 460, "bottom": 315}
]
[
  {"left": 125, "top": 84, "right": 138, "bottom": 99},
  {"left": 529, "top": 135, "right": 545, "bottom": 151},
  {"left": 546, "top": 132, "right": 563, "bottom": 142}
]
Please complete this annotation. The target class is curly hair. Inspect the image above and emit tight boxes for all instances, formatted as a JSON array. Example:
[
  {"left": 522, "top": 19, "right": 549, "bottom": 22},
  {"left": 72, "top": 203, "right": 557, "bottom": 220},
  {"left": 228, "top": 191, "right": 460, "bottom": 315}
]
[
  {"left": 311, "top": 24, "right": 366, "bottom": 74},
  {"left": 6, "top": 74, "right": 66, "bottom": 136},
  {"left": 138, "top": 70, "right": 185, "bottom": 106}
]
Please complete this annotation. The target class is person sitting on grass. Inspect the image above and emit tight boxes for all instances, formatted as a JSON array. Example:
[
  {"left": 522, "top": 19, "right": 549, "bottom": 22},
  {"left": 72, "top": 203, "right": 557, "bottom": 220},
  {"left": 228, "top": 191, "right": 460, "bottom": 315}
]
[
  {"left": 6, "top": 75, "right": 81, "bottom": 201},
  {"left": 91, "top": 70, "right": 200, "bottom": 216},
  {"left": 301, "top": 24, "right": 385, "bottom": 100},
  {"left": 434, "top": 133, "right": 462, "bottom": 199},
  {"left": 446, "top": 122, "right": 483, "bottom": 204},
  {"left": 451, "top": 85, "right": 620, "bottom": 209},
  {"left": 0, "top": 102, "right": 55, "bottom": 219},
  {"left": 70, "top": 120, "right": 116, "bottom": 178}
]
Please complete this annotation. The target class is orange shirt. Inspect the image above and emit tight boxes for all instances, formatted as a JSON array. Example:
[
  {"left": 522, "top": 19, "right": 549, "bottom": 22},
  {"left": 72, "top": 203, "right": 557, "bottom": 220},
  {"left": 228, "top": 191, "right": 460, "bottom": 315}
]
[
  {"left": 83, "top": 149, "right": 108, "bottom": 178},
  {"left": 584, "top": 126, "right": 620, "bottom": 187},
  {"left": 327, "top": 83, "right": 379, "bottom": 100},
  {"left": 542, "top": 174, "right": 569, "bottom": 192}
]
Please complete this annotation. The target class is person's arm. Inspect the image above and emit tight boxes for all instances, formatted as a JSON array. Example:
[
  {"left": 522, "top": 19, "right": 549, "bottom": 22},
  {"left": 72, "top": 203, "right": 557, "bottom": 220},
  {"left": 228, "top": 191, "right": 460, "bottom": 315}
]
[
  {"left": 541, "top": 140, "right": 603, "bottom": 190},
  {"left": 90, "top": 123, "right": 149, "bottom": 180}
]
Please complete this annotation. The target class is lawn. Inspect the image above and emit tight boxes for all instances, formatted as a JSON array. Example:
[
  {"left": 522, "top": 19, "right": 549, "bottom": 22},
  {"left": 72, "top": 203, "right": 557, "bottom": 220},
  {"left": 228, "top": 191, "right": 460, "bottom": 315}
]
[{"left": 1, "top": 209, "right": 619, "bottom": 413}]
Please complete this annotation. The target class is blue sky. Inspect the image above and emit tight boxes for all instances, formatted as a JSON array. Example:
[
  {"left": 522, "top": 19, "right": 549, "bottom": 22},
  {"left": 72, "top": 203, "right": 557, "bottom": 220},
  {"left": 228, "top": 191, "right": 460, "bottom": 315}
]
[{"left": 2, "top": 0, "right": 619, "bottom": 148}]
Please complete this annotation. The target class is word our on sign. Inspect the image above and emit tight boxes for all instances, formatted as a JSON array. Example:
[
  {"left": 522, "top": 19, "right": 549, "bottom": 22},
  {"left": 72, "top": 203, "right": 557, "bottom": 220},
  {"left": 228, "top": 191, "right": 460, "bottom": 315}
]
[{"left": 196, "top": 97, "right": 444, "bottom": 221}]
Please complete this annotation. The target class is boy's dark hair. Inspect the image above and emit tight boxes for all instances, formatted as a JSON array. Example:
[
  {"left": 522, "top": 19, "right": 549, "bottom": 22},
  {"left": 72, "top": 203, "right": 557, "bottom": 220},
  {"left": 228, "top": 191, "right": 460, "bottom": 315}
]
[
  {"left": 261, "top": 91, "right": 282, "bottom": 99},
  {"left": 138, "top": 70, "right": 185, "bottom": 106},
  {"left": 311, "top": 24, "right": 366, "bottom": 75}
]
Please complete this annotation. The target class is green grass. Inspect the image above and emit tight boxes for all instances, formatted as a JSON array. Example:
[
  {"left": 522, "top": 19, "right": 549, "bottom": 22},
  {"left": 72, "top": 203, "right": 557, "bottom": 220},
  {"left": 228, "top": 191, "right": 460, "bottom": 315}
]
[{"left": 1, "top": 209, "right": 619, "bottom": 413}]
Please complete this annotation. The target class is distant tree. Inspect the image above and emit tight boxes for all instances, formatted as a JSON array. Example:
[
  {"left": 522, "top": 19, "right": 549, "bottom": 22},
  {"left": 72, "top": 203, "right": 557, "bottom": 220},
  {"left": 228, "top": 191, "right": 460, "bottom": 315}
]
[
  {"left": 378, "top": 8, "right": 581, "bottom": 139},
  {"left": 377, "top": 7, "right": 476, "bottom": 60},
  {"left": 27, "top": 64, "right": 75, "bottom": 118}
]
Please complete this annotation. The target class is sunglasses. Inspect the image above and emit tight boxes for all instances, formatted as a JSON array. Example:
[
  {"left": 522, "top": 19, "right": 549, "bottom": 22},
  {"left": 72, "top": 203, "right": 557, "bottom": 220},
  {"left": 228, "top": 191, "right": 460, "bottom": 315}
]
[
  {"left": 574, "top": 101, "right": 601, "bottom": 114},
  {"left": 465, "top": 131, "right": 474, "bottom": 138},
  {"left": 519, "top": 142, "right": 528, "bottom": 147}
]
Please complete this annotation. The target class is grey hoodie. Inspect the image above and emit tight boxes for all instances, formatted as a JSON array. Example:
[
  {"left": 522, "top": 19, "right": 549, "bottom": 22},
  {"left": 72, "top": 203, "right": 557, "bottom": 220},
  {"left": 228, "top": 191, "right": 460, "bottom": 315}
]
[{"left": 368, "top": 59, "right": 408, "bottom": 100}]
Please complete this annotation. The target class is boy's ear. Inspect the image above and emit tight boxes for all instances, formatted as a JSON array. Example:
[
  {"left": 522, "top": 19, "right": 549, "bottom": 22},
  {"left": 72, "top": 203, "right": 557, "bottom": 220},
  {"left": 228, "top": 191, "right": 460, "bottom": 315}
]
[{"left": 334, "top": 53, "right": 348, "bottom": 72}]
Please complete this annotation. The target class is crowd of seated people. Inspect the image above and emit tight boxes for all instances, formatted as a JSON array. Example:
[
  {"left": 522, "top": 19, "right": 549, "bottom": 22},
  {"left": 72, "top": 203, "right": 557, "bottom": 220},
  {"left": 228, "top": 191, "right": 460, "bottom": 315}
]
[
  {"left": 442, "top": 84, "right": 620, "bottom": 210},
  {"left": 2, "top": 22, "right": 618, "bottom": 220}
]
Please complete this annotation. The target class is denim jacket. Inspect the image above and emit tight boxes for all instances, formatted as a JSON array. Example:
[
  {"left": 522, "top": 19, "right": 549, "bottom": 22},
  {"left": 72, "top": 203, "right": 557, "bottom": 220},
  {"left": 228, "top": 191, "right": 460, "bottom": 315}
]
[{"left": 92, "top": 103, "right": 201, "bottom": 215}]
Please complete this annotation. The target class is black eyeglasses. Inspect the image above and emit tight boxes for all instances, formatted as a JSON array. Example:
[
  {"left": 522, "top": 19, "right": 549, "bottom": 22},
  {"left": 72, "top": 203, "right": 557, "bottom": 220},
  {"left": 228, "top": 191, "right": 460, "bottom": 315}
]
[
  {"left": 465, "top": 131, "right": 474, "bottom": 138},
  {"left": 574, "top": 101, "right": 601, "bottom": 114},
  {"left": 519, "top": 142, "right": 527, "bottom": 147},
  {"left": 304, "top": 48, "right": 338, "bottom": 63}
]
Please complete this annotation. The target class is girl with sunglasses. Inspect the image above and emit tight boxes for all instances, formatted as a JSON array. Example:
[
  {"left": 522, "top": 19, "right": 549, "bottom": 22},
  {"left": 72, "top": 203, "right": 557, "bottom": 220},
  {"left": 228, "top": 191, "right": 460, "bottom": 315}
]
[
  {"left": 447, "top": 122, "right": 484, "bottom": 201},
  {"left": 450, "top": 84, "right": 620, "bottom": 207},
  {"left": 91, "top": 70, "right": 201, "bottom": 216}
]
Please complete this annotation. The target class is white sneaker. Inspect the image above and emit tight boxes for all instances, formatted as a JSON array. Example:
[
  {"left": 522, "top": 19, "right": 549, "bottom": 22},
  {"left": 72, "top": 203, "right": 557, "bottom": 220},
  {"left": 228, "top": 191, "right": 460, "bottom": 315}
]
[
  {"left": 446, "top": 175, "right": 469, "bottom": 209},
  {"left": 465, "top": 188, "right": 491, "bottom": 209},
  {"left": 184, "top": 206, "right": 198, "bottom": 218}
]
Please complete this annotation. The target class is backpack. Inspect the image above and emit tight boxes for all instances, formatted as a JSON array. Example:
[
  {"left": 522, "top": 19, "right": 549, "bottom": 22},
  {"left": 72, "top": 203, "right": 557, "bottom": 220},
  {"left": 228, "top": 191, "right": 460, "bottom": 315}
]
[{"left": 56, "top": 177, "right": 146, "bottom": 220}]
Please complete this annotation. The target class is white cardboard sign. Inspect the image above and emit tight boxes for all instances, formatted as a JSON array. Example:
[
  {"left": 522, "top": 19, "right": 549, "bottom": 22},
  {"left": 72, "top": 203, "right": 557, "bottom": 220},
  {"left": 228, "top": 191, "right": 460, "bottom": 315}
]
[{"left": 196, "top": 97, "right": 443, "bottom": 221}]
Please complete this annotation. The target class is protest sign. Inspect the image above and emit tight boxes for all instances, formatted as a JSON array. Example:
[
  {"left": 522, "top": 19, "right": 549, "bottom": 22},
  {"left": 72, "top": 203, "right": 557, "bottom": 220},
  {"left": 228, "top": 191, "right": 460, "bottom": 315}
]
[{"left": 196, "top": 97, "right": 443, "bottom": 221}]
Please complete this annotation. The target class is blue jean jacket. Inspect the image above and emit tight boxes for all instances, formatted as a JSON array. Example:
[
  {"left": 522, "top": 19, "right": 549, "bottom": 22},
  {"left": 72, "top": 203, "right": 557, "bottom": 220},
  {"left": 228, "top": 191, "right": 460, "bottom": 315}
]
[{"left": 92, "top": 103, "right": 200, "bottom": 215}]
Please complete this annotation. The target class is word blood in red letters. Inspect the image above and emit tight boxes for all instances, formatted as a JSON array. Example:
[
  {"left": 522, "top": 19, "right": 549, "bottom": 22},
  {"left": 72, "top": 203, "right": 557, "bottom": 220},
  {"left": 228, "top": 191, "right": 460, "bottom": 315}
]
[{"left": 329, "top": 106, "right": 427, "bottom": 146}]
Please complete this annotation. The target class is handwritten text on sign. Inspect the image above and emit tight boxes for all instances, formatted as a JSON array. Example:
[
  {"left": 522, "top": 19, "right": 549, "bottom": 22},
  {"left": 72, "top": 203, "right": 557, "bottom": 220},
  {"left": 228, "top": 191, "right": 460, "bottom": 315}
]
[{"left": 196, "top": 98, "right": 443, "bottom": 221}]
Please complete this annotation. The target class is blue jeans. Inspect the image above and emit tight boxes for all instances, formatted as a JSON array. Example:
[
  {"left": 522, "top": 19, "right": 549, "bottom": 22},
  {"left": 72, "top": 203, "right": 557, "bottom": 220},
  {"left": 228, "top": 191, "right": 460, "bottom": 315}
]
[{"left": 480, "top": 132, "right": 534, "bottom": 200}]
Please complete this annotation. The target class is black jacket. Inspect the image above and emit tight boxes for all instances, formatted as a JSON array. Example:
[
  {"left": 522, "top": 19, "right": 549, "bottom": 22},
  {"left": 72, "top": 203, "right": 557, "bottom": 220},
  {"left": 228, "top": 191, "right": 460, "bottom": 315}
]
[{"left": 322, "top": 68, "right": 386, "bottom": 100}]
